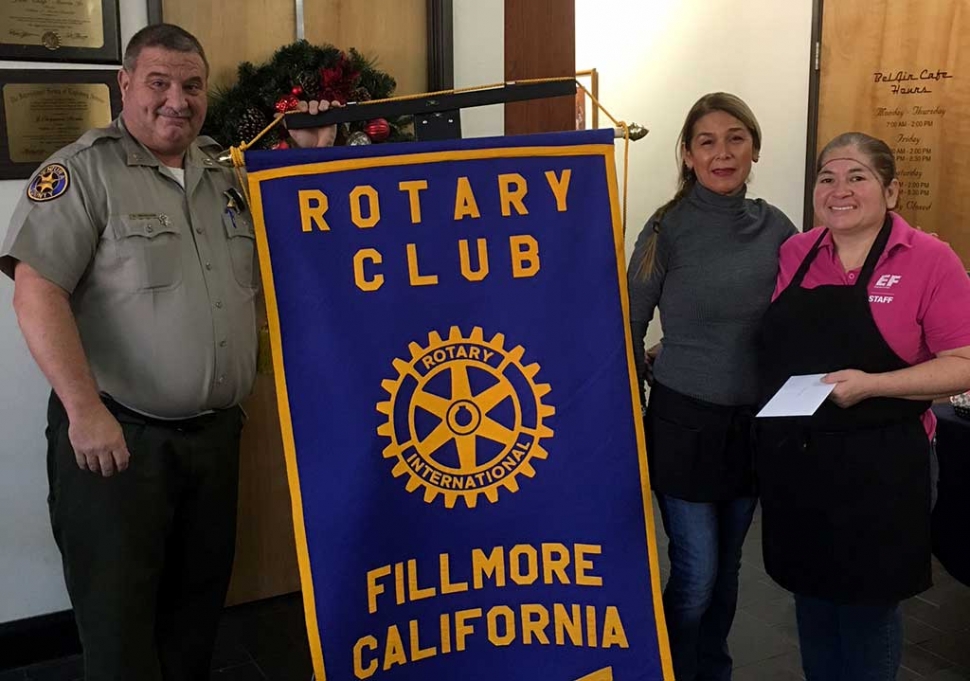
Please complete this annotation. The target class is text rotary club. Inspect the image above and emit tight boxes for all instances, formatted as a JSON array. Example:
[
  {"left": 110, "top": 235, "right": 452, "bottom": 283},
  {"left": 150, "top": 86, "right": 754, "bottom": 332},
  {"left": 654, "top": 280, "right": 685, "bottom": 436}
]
[{"left": 292, "top": 168, "right": 575, "bottom": 291}]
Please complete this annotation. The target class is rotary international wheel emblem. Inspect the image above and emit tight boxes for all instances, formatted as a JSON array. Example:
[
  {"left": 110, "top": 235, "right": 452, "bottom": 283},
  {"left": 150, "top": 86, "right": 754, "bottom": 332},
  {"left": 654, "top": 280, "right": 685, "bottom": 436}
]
[{"left": 377, "top": 326, "right": 555, "bottom": 508}]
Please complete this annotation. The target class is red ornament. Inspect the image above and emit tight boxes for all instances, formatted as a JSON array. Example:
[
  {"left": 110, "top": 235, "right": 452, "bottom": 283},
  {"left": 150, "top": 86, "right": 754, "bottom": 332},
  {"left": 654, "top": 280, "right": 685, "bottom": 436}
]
[
  {"left": 272, "top": 140, "right": 290, "bottom": 150},
  {"left": 274, "top": 94, "right": 300, "bottom": 113},
  {"left": 364, "top": 118, "right": 390, "bottom": 142},
  {"left": 291, "top": 85, "right": 303, "bottom": 96}
]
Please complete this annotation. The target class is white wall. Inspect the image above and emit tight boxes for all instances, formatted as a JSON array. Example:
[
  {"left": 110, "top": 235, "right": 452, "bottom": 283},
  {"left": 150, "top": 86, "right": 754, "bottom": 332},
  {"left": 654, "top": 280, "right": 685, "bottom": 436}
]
[
  {"left": 453, "top": 0, "right": 504, "bottom": 137},
  {"left": 0, "top": 1, "right": 148, "bottom": 624},
  {"left": 576, "top": 0, "right": 815, "bottom": 348}
]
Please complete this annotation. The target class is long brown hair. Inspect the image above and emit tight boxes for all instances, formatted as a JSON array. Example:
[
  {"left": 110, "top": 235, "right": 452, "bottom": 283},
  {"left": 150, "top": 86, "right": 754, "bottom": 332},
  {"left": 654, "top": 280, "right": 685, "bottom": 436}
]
[{"left": 635, "top": 92, "right": 762, "bottom": 278}]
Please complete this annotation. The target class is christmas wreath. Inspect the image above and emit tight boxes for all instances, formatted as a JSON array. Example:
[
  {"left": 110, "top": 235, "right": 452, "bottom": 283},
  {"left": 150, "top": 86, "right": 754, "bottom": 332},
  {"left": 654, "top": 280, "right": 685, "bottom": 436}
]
[{"left": 204, "top": 40, "right": 413, "bottom": 150}]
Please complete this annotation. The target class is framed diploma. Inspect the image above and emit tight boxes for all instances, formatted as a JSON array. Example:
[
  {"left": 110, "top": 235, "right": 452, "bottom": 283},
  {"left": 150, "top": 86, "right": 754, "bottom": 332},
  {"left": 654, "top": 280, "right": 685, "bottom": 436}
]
[
  {"left": 0, "top": 0, "right": 122, "bottom": 64},
  {"left": 0, "top": 69, "right": 121, "bottom": 180}
]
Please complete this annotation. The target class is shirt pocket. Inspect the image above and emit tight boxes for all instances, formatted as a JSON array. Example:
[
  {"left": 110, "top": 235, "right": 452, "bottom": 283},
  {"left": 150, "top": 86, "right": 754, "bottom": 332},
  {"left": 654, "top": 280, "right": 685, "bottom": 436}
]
[
  {"left": 222, "top": 210, "right": 258, "bottom": 289},
  {"left": 107, "top": 214, "right": 183, "bottom": 291}
]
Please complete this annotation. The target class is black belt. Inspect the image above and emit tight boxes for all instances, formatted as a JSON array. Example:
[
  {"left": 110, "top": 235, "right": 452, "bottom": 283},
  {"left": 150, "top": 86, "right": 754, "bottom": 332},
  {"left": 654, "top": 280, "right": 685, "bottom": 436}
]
[{"left": 101, "top": 395, "right": 236, "bottom": 433}]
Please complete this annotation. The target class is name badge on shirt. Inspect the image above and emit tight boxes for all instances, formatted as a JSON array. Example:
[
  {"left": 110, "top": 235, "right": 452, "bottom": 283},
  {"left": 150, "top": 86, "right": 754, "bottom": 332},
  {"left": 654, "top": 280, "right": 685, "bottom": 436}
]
[{"left": 224, "top": 188, "right": 247, "bottom": 215}]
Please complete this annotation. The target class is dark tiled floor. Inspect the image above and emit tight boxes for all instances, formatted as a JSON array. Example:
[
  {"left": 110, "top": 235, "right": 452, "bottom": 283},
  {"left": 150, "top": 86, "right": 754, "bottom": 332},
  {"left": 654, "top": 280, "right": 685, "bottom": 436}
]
[{"left": 5, "top": 505, "right": 969, "bottom": 680}]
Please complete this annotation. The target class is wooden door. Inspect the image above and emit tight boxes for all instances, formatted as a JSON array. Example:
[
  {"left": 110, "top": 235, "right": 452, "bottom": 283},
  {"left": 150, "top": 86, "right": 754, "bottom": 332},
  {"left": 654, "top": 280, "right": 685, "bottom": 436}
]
[
  {"left": 304, "top": 0, "right": 428, "bottom": 95},
  {"left": 816, "top": 0, "right": 970, "bottom": 266},
  {"left": 504, "top": 0, "right": 575, "bottom": 135}
]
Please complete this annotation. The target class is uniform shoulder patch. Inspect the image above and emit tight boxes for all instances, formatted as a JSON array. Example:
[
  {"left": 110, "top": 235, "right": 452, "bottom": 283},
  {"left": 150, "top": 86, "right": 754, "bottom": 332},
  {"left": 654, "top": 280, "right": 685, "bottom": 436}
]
[{"left": 27, "top": 163, "right": 70, "bottom": 202}]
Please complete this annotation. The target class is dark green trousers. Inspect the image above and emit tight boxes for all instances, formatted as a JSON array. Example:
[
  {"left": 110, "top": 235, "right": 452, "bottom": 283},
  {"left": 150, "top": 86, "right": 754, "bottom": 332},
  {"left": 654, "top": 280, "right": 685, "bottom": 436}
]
[{"left": 46, "top": 393, "right": 243, "bottom": 681}]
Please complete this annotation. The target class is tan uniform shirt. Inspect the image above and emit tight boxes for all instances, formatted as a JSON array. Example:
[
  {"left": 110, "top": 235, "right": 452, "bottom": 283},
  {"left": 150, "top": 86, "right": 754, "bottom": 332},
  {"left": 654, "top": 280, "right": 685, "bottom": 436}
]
[{"left": 1, "top": 118, "right": 258, "bottom": 419}]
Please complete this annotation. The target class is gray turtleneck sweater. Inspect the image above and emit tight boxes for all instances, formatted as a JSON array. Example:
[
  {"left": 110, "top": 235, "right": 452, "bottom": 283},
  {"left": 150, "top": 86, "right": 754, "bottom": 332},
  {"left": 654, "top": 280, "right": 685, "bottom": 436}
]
[{"left": 628, "top": 183, "right": 796, "bottom": 406}]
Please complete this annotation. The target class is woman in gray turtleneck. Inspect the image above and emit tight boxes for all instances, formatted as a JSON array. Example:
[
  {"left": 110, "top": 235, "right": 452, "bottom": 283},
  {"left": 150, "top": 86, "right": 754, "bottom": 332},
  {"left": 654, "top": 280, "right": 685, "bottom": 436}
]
[{"left": 628, "top": 93, "right": 796, "bottom": 681}]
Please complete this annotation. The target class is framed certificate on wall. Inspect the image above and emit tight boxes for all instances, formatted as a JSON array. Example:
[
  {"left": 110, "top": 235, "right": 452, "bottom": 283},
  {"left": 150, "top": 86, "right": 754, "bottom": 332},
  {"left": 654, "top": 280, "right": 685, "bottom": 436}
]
[
  {"left": 0, "top": 69, "right": 122, "bottom": 180},
  {"left": 0, "top": 0, "right": 122, "bottom": 64}
]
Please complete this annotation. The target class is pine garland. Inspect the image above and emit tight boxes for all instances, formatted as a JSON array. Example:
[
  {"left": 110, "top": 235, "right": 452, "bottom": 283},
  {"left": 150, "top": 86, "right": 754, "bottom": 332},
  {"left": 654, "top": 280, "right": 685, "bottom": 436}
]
[{"left": 204, "top": 40, "right": 413, "bottom": 150}]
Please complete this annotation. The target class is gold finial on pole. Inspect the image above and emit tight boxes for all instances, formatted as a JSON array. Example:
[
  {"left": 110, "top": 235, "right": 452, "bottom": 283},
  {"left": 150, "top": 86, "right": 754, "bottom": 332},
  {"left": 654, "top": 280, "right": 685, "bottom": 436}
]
[{"left": 626, "top": 123, "right": 649, "bottom": 141}]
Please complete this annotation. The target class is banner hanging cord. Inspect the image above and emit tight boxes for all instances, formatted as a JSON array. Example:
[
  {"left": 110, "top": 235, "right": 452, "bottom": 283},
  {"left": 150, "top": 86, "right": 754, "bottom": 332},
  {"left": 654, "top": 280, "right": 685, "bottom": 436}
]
[
  {"left": 573, "top": 79, "right": 631, "bottom": 235},
  {"left": 228, "top": 76, "right": 638, "bottom": 234}
]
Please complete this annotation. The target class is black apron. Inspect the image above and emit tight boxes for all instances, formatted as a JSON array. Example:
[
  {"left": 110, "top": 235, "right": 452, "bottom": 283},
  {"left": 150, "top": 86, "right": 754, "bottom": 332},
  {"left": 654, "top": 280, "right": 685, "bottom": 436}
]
[
  {"left": 756, "top": 217, "right": 932, "bottom": 604},
  {"left": 646, "top": 381, "right": 755, "bottom": 502}
]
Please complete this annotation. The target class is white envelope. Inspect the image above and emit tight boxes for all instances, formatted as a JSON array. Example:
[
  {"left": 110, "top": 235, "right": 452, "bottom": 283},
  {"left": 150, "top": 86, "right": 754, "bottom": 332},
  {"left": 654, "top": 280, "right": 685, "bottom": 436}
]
[{"left": 756, "top": 374, "right": 835, "bottom": 418}]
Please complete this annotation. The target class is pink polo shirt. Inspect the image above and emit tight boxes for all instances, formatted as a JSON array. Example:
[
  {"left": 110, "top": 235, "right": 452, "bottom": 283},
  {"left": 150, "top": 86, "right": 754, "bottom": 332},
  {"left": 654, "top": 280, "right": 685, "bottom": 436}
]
[{"left": 774, "top": 212, "right": 970, "bottom": 437}]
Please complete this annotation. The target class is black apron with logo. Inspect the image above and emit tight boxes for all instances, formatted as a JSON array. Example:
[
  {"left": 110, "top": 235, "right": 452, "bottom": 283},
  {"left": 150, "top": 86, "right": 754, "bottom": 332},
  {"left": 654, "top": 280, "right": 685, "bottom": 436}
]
[{"left": 756, "top": 217, "right": 932, "bottom": 604}]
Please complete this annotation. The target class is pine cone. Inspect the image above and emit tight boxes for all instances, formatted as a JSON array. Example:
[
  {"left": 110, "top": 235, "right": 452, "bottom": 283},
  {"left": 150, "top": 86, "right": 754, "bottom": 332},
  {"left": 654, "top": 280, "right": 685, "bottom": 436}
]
[
  {"left": 236, "top": 107, "right": 268, "bottom": 143},
  {"left": 295, "top": 71, "right": 321, "bottom": 101}
]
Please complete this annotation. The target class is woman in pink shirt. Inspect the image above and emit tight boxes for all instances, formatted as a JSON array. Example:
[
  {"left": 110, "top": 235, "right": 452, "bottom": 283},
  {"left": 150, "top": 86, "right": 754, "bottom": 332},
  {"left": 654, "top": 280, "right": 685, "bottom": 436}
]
[{"left": 756, "top": 132, "right": 970, "bottom": 681}]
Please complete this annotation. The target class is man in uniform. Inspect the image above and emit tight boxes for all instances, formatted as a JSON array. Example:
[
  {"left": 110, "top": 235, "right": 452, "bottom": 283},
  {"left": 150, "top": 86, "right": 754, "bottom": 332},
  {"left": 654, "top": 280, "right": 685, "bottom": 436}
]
[{"left": 1, "top": 24, "right": 336, "bottom": 680}]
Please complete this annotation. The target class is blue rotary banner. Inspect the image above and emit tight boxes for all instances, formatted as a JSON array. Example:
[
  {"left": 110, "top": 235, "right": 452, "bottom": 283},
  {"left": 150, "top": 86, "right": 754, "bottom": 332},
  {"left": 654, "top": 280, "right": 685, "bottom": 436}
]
[{"left": 245, "top": 129, "right": 671, "bottom": 681}]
